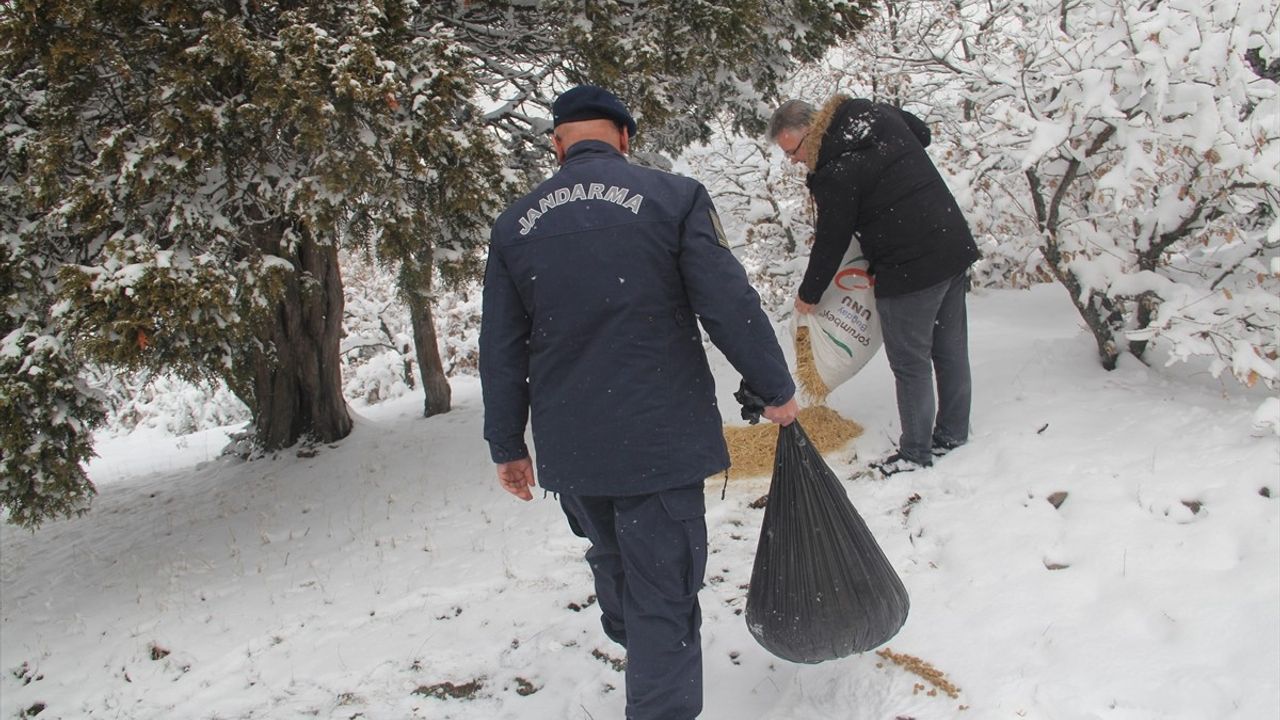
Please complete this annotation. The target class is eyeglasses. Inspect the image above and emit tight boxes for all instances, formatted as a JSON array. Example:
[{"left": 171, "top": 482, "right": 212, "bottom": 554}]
[{"left": 781, "top": 131, "right": 810, "bottom": 160}]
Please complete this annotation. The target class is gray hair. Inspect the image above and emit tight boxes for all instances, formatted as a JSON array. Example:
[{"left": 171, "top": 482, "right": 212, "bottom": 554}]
[{"left": 767, "top": 99, "right": 815, "bottom": 140}]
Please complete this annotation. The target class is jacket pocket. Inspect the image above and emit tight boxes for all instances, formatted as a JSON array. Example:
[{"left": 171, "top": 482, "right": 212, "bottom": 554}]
[{"left": 658, "top": 484, "right": 706, "bottom": 520}]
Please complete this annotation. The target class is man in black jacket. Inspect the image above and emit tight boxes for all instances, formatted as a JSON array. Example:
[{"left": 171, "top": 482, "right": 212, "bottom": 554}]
[
  {"left": 769, "top": 96, "right": 979, "bottom": 476},
  {"left": 481, "top": 85, "right": 798, "bottom": 720}
]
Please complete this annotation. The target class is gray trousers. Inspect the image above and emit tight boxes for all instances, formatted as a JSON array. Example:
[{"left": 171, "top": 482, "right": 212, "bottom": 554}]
[{"left": 875, "top": 271, "right": 972, "bottom": 465}]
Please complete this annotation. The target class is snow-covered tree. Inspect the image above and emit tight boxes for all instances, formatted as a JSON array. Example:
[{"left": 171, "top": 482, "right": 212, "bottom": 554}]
[
  {"left": 340, "top": 247, "right": 484, "bottom": 406},
  {"left": 0, "top": 237, "right": 105, "bottom": 526},
  {"left": 340, "top": 250, "right": 417, "bottom": 406},
  {"left": 83, "top": 364, "right": 250, "bottom": 438},
  {"left": 1, "top": 3, "right": 106, "bottom": 526},
  {"left": 823, "top": 0, "right": 1280, "bottom": 388},
  {"left": 680, "top": 124, "right": 811, "bottom": 315}
]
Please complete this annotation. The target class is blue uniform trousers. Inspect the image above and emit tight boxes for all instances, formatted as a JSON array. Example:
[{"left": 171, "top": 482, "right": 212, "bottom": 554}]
[{"left": 560, "top": 484, "right": 708, "bottom": 720}]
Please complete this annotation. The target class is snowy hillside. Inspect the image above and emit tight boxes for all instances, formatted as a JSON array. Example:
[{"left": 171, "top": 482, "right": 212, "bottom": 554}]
[{"left": 2, "top": 284, "right": 1277, "bottom": 720}]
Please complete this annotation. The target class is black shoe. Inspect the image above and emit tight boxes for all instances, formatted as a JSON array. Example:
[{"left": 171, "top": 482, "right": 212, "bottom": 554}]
[
  {"left": 931, "top": 439, "right": 965, "bottom": 458},
  {"left": 869, "top": 452, "right": 932, "bottom": 477}
]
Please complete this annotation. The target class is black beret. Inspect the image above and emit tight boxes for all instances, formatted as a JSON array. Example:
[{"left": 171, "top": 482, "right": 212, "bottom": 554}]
[{"left": 551, "top": 85, "right": 637, "bottom": 138}]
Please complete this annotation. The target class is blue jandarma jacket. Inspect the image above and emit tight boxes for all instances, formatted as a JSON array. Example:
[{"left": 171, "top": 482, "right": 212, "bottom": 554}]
[{"left": 480, "top": 140, "right": 795, "bottom": 496}]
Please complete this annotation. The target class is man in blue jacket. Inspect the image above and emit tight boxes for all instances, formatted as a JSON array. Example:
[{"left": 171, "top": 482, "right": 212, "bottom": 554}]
[
  {"left": 480, "top": 85, "right": 798, "bottom": 720},
  {"left": 769, "top": 96, "right": 980, "bottom": 477}
]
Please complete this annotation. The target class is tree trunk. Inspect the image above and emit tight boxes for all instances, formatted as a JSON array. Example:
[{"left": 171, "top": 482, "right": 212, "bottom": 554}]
[
  {"left": 1027, "top": 167, "right": 1122, "bottom": 371},
  {"left": 251, "top": 224, "right": 353, "bottom": 450},
  {"left": 402, "top": 247, "right": 452, "bottom": 418},
  {"left": 1039, "top": 248, "right": 1123, "bottom": 371},
  {"left": 1129, "top": 290, "right": 1161, "bottom": 359}
]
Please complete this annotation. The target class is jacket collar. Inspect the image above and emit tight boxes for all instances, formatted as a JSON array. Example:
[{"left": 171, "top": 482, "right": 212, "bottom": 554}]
[
  {"left": 805, "top": 94, "right": 852, "bottom": 173},
  {"left": 564, "top": 139, "right": 627, "bottom": 163}
]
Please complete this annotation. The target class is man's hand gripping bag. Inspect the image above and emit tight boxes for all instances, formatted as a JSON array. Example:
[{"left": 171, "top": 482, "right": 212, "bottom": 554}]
[{"left": 745, "top": 421, "right": 909, "bottom": 663}]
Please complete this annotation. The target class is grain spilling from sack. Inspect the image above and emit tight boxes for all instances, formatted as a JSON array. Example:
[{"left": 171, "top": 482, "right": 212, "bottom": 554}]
[
  {"left": 722, "top": 405, "right": 862, "bottom": 479},
  {"left": 794, "top": 326, "right": 832, "bottom": 404}
]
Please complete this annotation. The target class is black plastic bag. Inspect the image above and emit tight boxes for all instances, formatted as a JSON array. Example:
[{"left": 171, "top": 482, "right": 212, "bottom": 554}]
[{"left": 744, "top": 420, "right": 910, "bottom": 663}]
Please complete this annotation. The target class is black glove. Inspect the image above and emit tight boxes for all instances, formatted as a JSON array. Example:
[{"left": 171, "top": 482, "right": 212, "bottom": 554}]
[{"left": 734, "top": 380, "right": 767, "bottom": 425}]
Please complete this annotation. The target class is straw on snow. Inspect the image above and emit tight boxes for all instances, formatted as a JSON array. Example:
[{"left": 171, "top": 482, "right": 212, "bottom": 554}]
[{"left": 722, "top": 405, "right": 863, "bottom": 479}]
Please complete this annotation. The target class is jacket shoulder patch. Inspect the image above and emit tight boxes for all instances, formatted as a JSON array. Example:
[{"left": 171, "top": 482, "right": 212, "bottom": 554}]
[{"left": 708, "top": 209, "right": 730, "bottom": 249}]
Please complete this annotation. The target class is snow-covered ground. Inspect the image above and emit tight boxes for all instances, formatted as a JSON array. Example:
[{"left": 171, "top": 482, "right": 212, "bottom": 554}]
[{"left": 2, "top": 284, "right": 1277, "bottom": 720}]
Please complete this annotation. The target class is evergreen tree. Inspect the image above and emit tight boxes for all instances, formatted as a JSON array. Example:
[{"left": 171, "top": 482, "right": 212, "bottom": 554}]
[{"left": 1, "top": 0, "right": 504, "bottom": 525}]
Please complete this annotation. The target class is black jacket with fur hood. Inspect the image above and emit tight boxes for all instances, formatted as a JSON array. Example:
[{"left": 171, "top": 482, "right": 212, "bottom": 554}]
[{"left": 800, "top": 96, "right": 979, "bottom": 300}]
